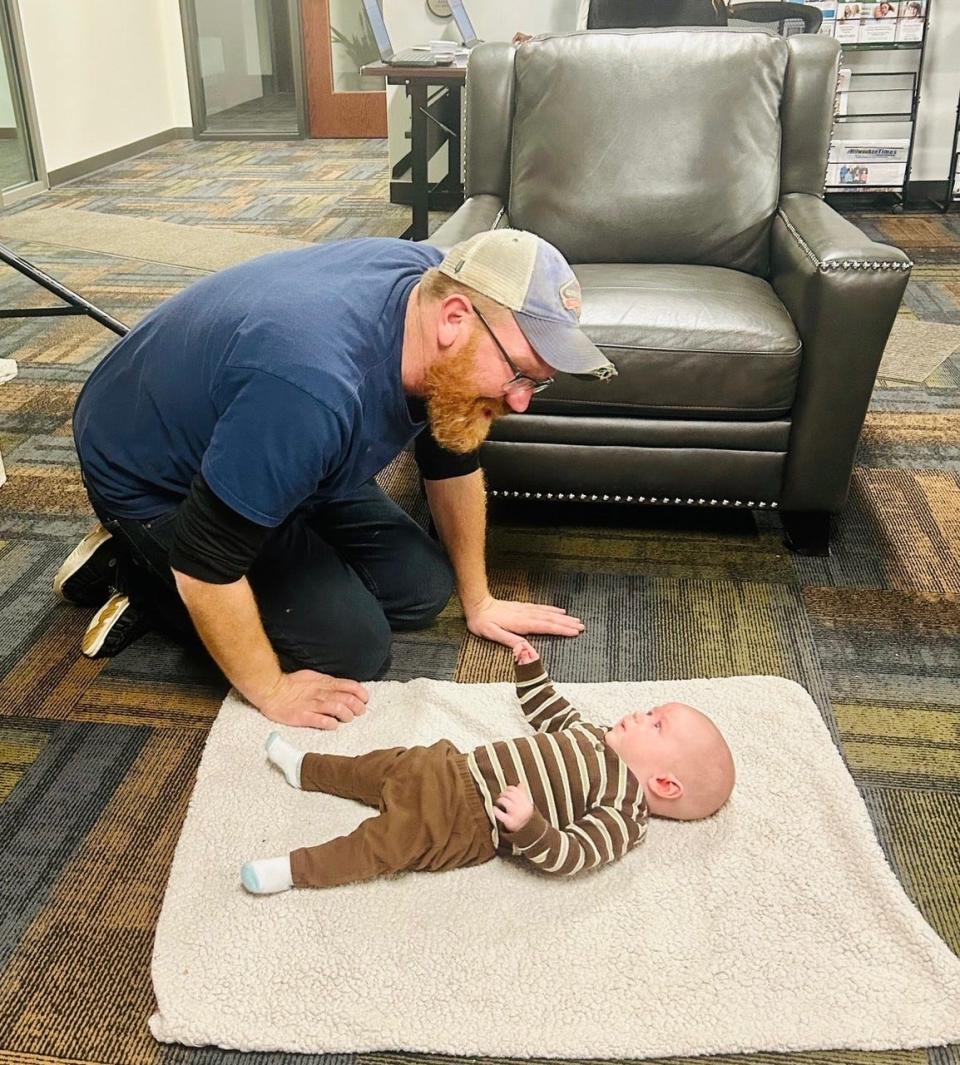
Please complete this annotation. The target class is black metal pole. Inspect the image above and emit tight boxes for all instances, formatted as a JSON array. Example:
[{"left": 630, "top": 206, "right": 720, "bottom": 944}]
[{"left": 0, "top": 241, "right": 129, "bottom": 337}]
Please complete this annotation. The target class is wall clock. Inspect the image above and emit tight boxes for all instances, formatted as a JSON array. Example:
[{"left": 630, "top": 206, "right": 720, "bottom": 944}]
[{"left": 427, "top": 0, "right": 453, "bottom": 16}]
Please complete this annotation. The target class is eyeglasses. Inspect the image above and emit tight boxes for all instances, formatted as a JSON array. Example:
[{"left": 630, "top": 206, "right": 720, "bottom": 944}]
[{"left": 474, "top": 308, "right": 553, "bottom": 395}]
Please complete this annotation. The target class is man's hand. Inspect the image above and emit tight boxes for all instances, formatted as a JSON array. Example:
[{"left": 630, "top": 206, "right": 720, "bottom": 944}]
[
  {"left": 256, "top": 670, "right": 369, "bottom": 730},
  {"left": 512, "top": 31, "right": 533, "bottom": 44},
  {"left": 494, "top": 784, "right": 535, "bottom": 833},
  {"left": 464, "top": 595, "right": 584, "bottom": 651}
]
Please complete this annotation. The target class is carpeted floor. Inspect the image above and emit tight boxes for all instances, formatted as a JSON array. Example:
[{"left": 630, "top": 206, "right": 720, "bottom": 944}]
[{"left": 0, "top": 138, "right": 958, "bottom": 1065}]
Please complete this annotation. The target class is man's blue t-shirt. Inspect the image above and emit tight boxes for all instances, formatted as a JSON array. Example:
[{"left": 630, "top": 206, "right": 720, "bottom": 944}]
[{"left": 74, "top": 238, "right": 444, "bottom": 526}]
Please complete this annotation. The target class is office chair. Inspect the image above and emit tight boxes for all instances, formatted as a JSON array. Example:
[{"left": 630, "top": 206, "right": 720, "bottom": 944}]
[
  {"left": 586, "top": 0, "right": 728, "bottom": 28},
  {"left": 727, "top": 2, "right": 823, "bottom": 34}
]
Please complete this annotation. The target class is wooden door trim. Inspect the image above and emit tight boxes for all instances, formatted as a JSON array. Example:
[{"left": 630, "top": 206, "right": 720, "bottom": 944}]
[{"left": 302, "top": 0, "right": 387, "bottom": 137}]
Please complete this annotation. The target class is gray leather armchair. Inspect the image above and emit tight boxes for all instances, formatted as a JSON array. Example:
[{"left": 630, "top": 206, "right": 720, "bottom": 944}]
[{"left": 428, "top": 29, "right": 912, "bottom": 553}]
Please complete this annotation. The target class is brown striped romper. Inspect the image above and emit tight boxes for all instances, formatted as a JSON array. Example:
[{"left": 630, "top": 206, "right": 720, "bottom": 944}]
[{"left": 289, "top": 657, "right": 648, "bottom": 889}]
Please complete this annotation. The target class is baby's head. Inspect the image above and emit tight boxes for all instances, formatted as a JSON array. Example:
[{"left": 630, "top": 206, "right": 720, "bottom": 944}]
[{"left": 605, "top": 702, "right": 734, "bottom": 820}]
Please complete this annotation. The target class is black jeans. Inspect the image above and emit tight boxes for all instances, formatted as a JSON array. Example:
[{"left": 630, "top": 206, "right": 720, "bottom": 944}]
[{"left": 91, "top": 481, "right": 454, "bottom": 680}]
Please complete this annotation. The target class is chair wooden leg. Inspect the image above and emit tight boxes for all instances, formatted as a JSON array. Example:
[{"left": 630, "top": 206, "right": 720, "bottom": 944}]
[{"left": 781, "top": 510, "right": 831, "bottom": 556}]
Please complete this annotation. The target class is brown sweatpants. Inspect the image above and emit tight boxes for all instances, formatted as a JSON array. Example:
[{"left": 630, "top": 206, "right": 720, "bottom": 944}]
[{"left": 289, "top": 739, "right": 496, "bottom": 889}]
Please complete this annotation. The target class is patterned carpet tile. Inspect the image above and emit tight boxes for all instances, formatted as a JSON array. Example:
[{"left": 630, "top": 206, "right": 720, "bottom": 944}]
[
  {"left": 0, "top": 247, "right": 202, "bottom": 377},
  {"left": 794, "top": 468, "right": 960, "bottom": 594},
  {"left": 862, "top": 409, "right": 960, "bottom": 433},
  {"left": 837, "top": 703, "right": 960, "bottom": 785},
  {"left": 0, "top": 717, "right": 53, "bottom": 803},
  {"left": 854, "top": 213, "right": 960, "bottom": 267},
  {"left": 902, "top": 280, "right": 960, "bottom": 325},
  {"left": 0, "top": 721, "right": 151, "bottom": 975},
  {"left": 0, "top": 603, "right": 106, "bottom": 720},
  {"left": 862, "top": 787, "right": 960, "bottom": 955},
  {"left": 804, "top": 585, "right": 960, "bottom": 711},
  {"left": 9, "top": 139, "right": 409, "bottom": 243},
  {"left": 485, "top": 505, "right": 795, "bottom": 584},
  {"left": 874, "top": 354, "right": 960, "bottom": 412},
  {"left": 1, "top": 464, "right": 89, "bottom": 515},
  {"left": 456, "top": 570, "right": 832, "bottom": 710},
  {"left": 0, "top": 727, "right": 202, "bottom": 1064}
]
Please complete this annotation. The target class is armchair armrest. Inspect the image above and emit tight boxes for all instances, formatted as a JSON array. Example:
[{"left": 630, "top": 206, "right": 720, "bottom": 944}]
[
  {"left": 422, "top": 194, "right": 507, "bottom": 252},
  {"left": 771, "top": 192, "right": 911, "bottom": 512}
]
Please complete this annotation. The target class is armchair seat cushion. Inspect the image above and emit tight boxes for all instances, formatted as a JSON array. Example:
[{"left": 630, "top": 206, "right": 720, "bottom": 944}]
[{"left": 532, "top": 264, "right": 802, "bottom": 420}]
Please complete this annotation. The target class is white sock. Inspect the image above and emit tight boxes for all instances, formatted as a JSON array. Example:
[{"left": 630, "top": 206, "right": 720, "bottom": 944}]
[
  {"left": 241, "top": 856, "right": 293, "bottom": 894},
  {"left": 265, "top": 731, "right": 304, "bottom": 788}
]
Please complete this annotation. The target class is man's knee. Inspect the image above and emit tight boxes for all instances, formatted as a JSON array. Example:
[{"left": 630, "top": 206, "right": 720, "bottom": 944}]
[
  {"left": 386, "top": 549, "right": 454, "bottom": 631},
  {"left": 274, "top": 607, "right": 392, "bottom": 681}
]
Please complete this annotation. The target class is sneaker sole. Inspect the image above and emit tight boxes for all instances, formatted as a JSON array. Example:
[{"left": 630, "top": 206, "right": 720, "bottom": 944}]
[
  {"left": 81, "top": 593, "right": 130, "bottom": 658},
  {"left": 53, "top": 525, "right": 114, "bottom": 605}
]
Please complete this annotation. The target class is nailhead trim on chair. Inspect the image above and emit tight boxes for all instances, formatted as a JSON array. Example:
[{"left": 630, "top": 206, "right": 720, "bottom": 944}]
[
  {"left": 489, "top": 490, "right": 779, "bottom": 509},
  {"left": 777, "top": 208, "right": 913, "bottom": 273},
  {"left": 821, "top": 259, "right": 912, "bottom": 271}
]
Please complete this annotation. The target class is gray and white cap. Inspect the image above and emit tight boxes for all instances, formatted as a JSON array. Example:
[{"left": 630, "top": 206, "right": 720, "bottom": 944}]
[{"left": 438, "top": 229, "right": 617, "bottom": 379}]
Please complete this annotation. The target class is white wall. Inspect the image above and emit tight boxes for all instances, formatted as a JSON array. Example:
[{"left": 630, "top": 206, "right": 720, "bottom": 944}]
[
  {"left": 17, "top": 0, "right": 192, "bottom": 175},
  {"left": 912, "top": 1, "right": 960, "bottom": 180},
  {"left": 382, "top": 0, "right": 959, "bottom": 184}
]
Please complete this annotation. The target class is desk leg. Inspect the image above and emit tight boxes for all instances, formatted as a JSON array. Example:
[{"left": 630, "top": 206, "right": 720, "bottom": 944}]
[{"left": 404, "top": 79, "right": 429, "bottom": 241}]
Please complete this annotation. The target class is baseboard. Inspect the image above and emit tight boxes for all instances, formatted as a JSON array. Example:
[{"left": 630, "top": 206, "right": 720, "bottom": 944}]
[{"left": 48, "top": 127, "right": 194, "bottom": 187}]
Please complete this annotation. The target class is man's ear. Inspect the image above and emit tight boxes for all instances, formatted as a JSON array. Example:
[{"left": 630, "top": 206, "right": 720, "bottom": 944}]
[
  {"left": 646, "top": 775, "right": 683, "bottom": 801},
  {"left": 435, "top": 294, "right": 473, "bottom": 350}
]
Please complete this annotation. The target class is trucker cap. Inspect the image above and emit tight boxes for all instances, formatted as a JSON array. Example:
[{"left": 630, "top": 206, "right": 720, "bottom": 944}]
[{"left": 438, "top": 229, "right": 617, "bottom": 379}]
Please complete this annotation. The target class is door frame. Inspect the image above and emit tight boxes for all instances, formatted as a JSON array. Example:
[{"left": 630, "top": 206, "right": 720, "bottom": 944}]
[
  {"left": 0, "top": 0, "right": 47, "bottom": 204},
  {"left": 301, "top": 0, "right": 386, "bottom": 138},
  {"left": 179, "top": 0, "right": 308, "bottom": 140}
]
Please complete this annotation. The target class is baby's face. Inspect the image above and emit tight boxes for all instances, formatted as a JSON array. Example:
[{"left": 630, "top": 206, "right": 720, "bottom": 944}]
[
  {"left": 605, "top": 701, "right": 734, "bottom": 818},
  {"left": 605, "top": 702, "right": 705, "bottom": 765}
]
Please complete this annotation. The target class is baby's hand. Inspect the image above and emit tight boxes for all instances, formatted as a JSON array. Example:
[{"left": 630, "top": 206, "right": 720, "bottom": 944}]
[
  {"left": 513, "top": 639, "right": 539, "bottom": 666},
  {"left": 494, "top": 784, "right": 535, "bottom": 833}
]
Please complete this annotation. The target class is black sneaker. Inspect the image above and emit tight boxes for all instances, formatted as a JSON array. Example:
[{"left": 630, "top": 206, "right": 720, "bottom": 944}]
[
  {"left": 80, "top": 593, "right": 151, "bottom": 658},
  {"left": 53, "top": 525, "right": 119, "bottom": 606}
]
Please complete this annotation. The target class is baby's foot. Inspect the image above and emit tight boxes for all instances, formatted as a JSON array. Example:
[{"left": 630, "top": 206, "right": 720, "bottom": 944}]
[
  {"left": 265, "top": 731, "right": 304, "bottom": 788},
  {"left": 241, "top": 856, "right": 293, "bottom": 894}
]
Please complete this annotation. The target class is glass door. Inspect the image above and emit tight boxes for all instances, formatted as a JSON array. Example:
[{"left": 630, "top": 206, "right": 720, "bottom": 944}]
[
  {"left": 0, "top": 0, "right": 42, "bottom": 203},
  {"left": 181, "top": 0, "right": 307, "bottom": 138}
]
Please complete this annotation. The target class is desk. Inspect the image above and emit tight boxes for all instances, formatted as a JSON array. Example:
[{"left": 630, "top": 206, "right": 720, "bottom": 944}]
[{"left": 362, "top": 61, "right": 467, "bottom": 240}]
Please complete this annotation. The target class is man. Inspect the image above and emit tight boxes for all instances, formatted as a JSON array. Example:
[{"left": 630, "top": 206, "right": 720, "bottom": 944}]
[{"left": 55, "top": 230, "right": 616, "bottom": 730}]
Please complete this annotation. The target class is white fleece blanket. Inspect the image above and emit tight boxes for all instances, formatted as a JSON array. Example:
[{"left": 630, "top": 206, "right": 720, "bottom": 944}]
[{"left": 150, "top": 676, "right": 960, "bottom": 1058}]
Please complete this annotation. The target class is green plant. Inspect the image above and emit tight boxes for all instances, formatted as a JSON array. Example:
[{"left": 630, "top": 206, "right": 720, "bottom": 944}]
[{"left": 330, "top": 12, "right": 379, "bottom": 69}]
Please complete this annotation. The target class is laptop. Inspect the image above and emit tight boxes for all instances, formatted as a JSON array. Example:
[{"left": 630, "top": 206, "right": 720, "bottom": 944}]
[
  {"left": 448, "top": 0, "right": 483, "bottom": 47},
  {"left": 361, "top": 0, "right": 453, "bottom": 65}
]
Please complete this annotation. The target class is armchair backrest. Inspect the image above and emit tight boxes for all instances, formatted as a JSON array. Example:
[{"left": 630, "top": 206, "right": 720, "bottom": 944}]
[{"left": 464, "top": 30, "right": 840, "bottom": 275}]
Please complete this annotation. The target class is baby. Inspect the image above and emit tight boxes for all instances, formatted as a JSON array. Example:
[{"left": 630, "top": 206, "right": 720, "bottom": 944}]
[{"left": 242, "top": 642, "right": 735, "bottom": 893}]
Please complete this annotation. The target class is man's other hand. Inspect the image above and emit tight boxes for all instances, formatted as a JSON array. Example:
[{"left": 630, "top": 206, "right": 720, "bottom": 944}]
[{"left": 465, "top": 595, "right": 584, "bottom": 651}]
